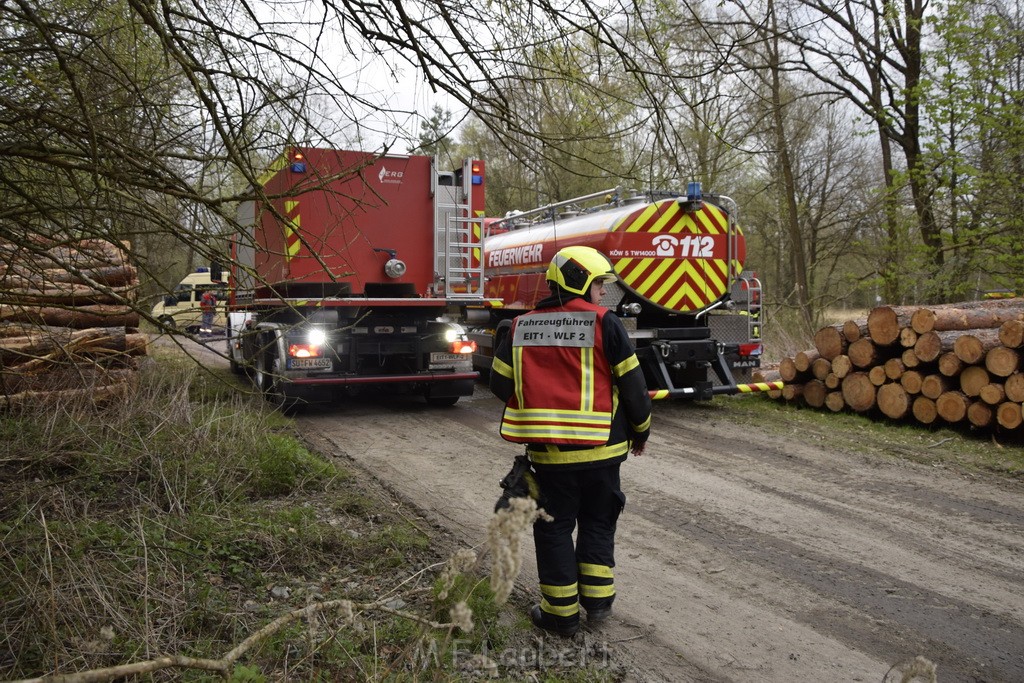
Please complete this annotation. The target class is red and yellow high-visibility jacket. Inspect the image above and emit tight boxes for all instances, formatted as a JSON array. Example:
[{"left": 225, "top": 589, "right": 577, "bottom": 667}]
[{"left": 490, "top": 294, "right": 652, "bottom": 468}]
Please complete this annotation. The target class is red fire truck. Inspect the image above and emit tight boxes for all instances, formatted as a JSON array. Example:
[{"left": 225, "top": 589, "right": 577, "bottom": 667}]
[
  {"left": 227, "top": 148, "right": 486, "bottom": 410},
  {"left": 466, "top": 186, "right": 774, "bottom": 400}
]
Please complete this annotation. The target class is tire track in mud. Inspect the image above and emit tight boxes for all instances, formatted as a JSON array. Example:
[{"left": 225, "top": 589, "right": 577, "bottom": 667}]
[
  {"left": 632, "top": 404, "right": 1024, "bottom": 682},
  {"left": 295, "top": 386, "right": 1024, "bottom": 682}
]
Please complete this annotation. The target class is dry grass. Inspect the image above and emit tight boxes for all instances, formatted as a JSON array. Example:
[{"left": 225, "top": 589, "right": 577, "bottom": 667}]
[{"left": 0, "top": 354, "right": 624, "bottom": 682}]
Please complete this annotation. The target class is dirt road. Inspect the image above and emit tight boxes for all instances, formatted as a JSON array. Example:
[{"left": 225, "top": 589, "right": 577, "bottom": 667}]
[
  {"left": 175, "top": 336, "right": 1022, "bottom": 681},
  {"left": 291, "top": 383, "right": 1023, "bottom": 683}
]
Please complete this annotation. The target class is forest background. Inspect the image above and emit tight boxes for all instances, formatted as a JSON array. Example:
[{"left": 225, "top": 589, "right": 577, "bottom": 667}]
[{"left": 3, "top": 0, "right": 1024, "bottom": 344}]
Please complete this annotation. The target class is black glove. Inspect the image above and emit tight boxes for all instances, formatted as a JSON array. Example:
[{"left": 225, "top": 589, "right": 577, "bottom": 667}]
[
  {"left": 631, "top": 429, "right": 649, "bottom": 454},
  {"left": 494, "top": 454, "right": 542, "bottom": 512}
]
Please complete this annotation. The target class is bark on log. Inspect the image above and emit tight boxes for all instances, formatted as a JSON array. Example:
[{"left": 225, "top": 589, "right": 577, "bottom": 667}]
[
  {"left": 999, "top": 320, "right": 1024, "bottom": 349},
  {"left": 899, "top": 327, "right": 918, "bottom": 348},
  {"left": 831, "top": 354, "right": 853, "bottom": 379},
  {"left": 937, "top": 391, "right": 970, "bottom": 423},
  {"left": 849, "top": 338, "right": 881, "bottom": 368},
  {"left": 901, "top": 370, "right": 924, "bottom": 395},
  {"left": 794, "top": 349, "right": 820, "bottom": 373},
  {"left": 967, "top": 401, "right": 994, "bottom": 428},
  {"left": 842, "top": 319, "right": 868, "bottom": 343},
  {"left": 1005, "top": 373, "right": 1024, "bottom": 403},
  {"left": 811, "top": 357, "right": 831, "bottom": 381},
  {"left": 0, "top": 284, "right": 134, "bottom": 306},
  {"left": 959, "top": 365, "right": 990, "bottom": 398},
  {"left": 938, "top": 352, "right": 964, "bottom": 377},
  {"left": 996, "top": 402, "right": 1023, "bottom": 430},
  {"left": 813, "top": 326, "right": 847, "bottom": 361},
  {"left": 782, "top": 383, "right": 804, "bottom": 401},
  {"left": 0, "top": 304, "right": 138, "bottom": 329},
  {"left": 954, "top": 329, "right": 1001, "bottom": 365},
  {"left": 911, "top": 306, "right": 1024, "bottom": 334},
  {"left": 825, "top": 391, "right": 846, "bottom": 412},
  {"left": 867, "top": 306, "right": 915, "bottom": 346},
  {"left": 912, "top": 396, "right": 938, "bottom": 425},
  {"left": 842, "top": 372, "right": 877, "bottom": 412},
  {"left": 984, "top": 346, "right": 1019, "bottom": 377},
  {"left": 921, "top": 374, "right": 951, "bottom": 400},
  {"left": 0, "top": 327, "right": 143, "bottom": 367},
  {"left": 868, "top": 365, "right": 888, "bottom": 386},
  {"left": 979, "top": 383, "right": 1006, "bottom": 406},
  {"left": 914, "top": 330, "right": 960, "bottom": 363},
  {"left": 779, "top": 356, "right": 800, "bottom": 383},
  {"left": 878, "top": 383, "right": 911, "bottom": 419},
  {"left": 804, "top": 379, "right": 827, "bottom": 408},
  {"left": 0, "top": 379, "right": 133, "bottom": 411}
]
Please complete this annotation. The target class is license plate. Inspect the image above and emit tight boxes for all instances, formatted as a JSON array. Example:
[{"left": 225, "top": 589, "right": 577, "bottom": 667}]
[
  {"left": 430, "top": 352, "right": 465, "bottom": 364},
  {"left": 287, "top": 358, "right": 332, "bottom": 370}
]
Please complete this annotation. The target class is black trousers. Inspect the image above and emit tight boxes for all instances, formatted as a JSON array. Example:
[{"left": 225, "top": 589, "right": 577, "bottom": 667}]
[{"left": 532, "top": 464, "right": 625, "bottom": 623}]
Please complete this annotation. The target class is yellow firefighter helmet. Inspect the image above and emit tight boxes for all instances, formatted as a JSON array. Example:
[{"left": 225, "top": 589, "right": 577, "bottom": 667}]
[{"left": 546, "top": 246, "right": 617, "bottom": 296}]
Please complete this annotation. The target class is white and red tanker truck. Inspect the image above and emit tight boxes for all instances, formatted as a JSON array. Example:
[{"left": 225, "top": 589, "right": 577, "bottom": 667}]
[
  {"left": 226, "top": 148, "right": 486, "bottom": 409},
  {"left": 466, "top": 186, "right": 777, "bottom": 400}
]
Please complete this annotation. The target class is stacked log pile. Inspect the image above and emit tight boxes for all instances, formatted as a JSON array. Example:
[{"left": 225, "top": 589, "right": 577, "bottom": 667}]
[
  {"left": 772, "top": 299, "right": 1024, "bottom": 431},
  {"left": 0, "top": 239, "right": 146, "bottom": 409}
]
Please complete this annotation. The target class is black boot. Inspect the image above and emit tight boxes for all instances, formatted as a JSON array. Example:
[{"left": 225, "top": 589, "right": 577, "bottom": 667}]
[{"left": 529, "top": 604, "right": 579, "bottom": 637}]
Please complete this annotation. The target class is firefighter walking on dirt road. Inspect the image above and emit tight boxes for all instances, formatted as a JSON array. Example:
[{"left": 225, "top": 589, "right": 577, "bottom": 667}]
[{"left": 490, "top": 245, "right": 652, "bottom": 637}]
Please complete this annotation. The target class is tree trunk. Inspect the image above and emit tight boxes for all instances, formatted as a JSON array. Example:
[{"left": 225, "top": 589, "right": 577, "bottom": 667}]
[
  {"left": 911, "top": 306, "right": 1024, "bottom": 334},
  {"left": 849, "top": 338, "right": 880, "bottom": 368},
  {"left": 914, "top": 330, "right": 960, "bottom": 363},
  {"left": 878, "top": 383, "right": 911, "bottom": 419},
  {"left": 979, "top": 383, "right": 1006, "bottom": 406},
  {"left": 959, "top": 365, "right": 990, "bottom": 398},
  {"left": 984, "top": 346, "right": 1019, "bottom": 378},
  {"left": 936, "top": 391, "right": 970, "bottom": 423},
  {"left": 938, "top": 352, "right": 964, "bottom": 377},
  {"left": 967, "top": 401, "right": 993, "bottom": 428},
  {"left": 912, "top": 396, "right": 938, "bottom": 425},
  {"left": 900, "top": 370, "right": 924, "bottom": 395},
  {"left": 842, "top": 319, "right": 868, "bottom": 343},
  {"left": 824, "top": 391, "right": 845, "bottom": 412},
  {"left": 813, "top": 326, "right": 846, "bottom": 361},
  {"left": 868, "top": 365, "right": 888, "bottom": 386},
  {"left": 831, "top": 354, "right": 853, "bottom": 379},
  {"left": 804, "top": 379, "right": 827, "bottom": 408},
  {"left": 996, "top": 402, "right": 1023, "bottom": 429},
  {"left": 954, "top": 329, "right": 1001, "bottom": 364},
  {"left": 999, "top": 320, "right": 1024, "bottom": 349},
  {"left": 1005, "top": 373, "right": 1024, "bottom": 403},
  {"left": 883, "top": 358, "right": 905, "bottom": 381},
  {"left": 921, "top": 374, "right": 951, "bottom": 400},
  {"left": 901, "top": 348, "right": 920, "bottom": 368},
  {"left": 841, "top": 372, "right": 876, "bottom": 412},
  {"left": 811, "top": 357, "right": 831, "bottom": 381},
  {"left": 867, "top": 306, "right": 915, "bottom": 346},
  {"left": 794, "top": 349, "right": 820, "bottom": 373}
]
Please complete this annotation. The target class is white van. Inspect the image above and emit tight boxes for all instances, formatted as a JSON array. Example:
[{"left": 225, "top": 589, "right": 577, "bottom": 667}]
[{"left": 152, "top": 268, "right": 228, "bottom": 333}]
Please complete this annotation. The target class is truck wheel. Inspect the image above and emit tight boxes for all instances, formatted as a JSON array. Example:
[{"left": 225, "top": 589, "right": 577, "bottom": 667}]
[
  {"left": 158, "top": 315, "right": 176, "bottom": 330},
  {"left": 253, "top": 350, "right": 272, "bottom": 393}
]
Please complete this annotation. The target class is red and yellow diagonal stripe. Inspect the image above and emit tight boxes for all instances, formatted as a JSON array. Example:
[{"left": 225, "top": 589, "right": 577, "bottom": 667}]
[
  {"left": 284, "top": 200, "right": 301, "bottom": 261},
  {"left": 611, "top": 200, "right": 740, "bottom": 314}
]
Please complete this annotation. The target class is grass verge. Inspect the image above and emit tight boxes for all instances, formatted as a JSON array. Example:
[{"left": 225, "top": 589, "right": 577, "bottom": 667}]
[{"left": 0, "top": 346, "right": 623, "bottom": 682}]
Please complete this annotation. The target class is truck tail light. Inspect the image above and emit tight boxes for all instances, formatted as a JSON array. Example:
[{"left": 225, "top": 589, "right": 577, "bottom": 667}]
[
  {"left": 289, "top": 343, "right": 322, "bottom": 358},
  {"left": 450, "top": 340, "right": 477, "bottom": 354},
  {"left": 738, "top": 343, "right": 762, "bottom": 357}
]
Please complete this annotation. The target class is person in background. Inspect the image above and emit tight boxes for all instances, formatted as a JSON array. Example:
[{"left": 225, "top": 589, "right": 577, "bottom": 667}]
[
  {"left": 490, "top": 245, "right": 652, "bottom": 637},
  {"left": 199, "top": 289, "right": 217, "bottom": 335}
]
